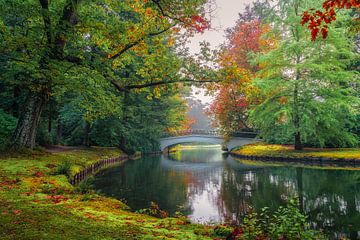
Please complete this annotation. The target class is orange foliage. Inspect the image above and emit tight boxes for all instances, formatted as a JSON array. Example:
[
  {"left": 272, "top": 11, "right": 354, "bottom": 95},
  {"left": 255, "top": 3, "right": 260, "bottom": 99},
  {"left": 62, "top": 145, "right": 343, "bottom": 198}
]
[{"left": 208, "top": 20, "right": 277, "bottom": 133}]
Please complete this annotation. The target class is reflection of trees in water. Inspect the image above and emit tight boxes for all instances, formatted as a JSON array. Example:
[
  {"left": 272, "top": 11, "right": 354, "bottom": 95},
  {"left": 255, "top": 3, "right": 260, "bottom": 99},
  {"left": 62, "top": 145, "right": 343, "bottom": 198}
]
[
  {"left": 300, "top": 169, "right": 360, "bottom": 238},
  {"left": 94, "top": 156, "right": 192, "bottom": 216},
  {"left": 217, "top": 165, "right": 296, "bottom": 224},
  {"left": 217, "top": 164, "right": 360, "bottom": 238}
]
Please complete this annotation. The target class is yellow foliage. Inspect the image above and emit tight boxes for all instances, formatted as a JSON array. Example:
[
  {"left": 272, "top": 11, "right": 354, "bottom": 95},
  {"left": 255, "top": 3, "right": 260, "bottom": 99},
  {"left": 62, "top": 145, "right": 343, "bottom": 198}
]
[{"left": 233, "top": 143, "right": 360, "bottom": 160}]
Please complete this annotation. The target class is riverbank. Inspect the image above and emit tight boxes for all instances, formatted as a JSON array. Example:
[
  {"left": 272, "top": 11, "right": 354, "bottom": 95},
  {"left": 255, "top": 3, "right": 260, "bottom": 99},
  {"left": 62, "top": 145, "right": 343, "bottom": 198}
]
[
  {"left": 231, "top": 143, "right": 360, "bottom": 165},
  {"left": 0, "top": 147, "right": 215, "bottom": 239}
]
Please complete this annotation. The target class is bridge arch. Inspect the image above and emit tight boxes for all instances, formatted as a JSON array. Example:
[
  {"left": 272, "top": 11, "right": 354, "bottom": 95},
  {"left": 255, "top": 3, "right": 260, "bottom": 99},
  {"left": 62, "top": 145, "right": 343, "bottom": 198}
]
[
  {"left": 159, "top": 134, "right": 257, "bottom": 152},
  {"left": 159, "top": 135, "right": 224, "bottom": 151}
]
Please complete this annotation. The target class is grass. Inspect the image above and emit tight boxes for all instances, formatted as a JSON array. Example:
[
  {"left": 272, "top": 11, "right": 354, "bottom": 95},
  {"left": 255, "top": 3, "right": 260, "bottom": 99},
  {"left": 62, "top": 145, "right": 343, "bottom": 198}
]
[
  {"left": 0, "top": 147, "right": 216, "bottom": 240},
  {"left": 232, "top": 142, "right": 360, "bottom": 160}
]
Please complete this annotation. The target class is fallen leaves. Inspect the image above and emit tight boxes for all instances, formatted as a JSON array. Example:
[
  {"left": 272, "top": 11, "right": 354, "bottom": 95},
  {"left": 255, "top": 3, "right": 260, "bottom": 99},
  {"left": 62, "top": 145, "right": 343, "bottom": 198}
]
[{"left": 44, "top": 195, "right": 68, "bottom": 204}]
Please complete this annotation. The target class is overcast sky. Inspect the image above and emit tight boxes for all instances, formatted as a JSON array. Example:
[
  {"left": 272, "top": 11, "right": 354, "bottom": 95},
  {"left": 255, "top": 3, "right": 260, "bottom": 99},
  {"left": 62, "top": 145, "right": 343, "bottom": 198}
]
[
  {"left": 188, "top": 0, "right": 254, "bottom": 54},
  {"left": 189, "top": 0, "right": 254, "bottom": 104}
]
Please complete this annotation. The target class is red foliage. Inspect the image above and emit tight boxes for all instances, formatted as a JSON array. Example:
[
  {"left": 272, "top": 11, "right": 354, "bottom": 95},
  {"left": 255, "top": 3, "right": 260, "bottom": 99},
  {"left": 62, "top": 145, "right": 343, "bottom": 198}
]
[
  {"left": 13, "top": 210, "right": 22, "bottom": 215},
  {"left": 226, "top": 227, "right": 244, "bottom": 240},
  {"left": 208, "top": 20, "right": 274, "bottom": 132},
  {"left": 225, "top": 20, "right": 273, "bottom": 70},
  {"left": 302, "top": 0, "right": 360, "bottom": 40},
  {"left": 182, "top": 15, "right": 209, "bottom": 33},
  {"left": 33, "top": 171, "right": 44, "bottom": 177},
  {"left": 44, "top": 195, "right": 68, "bottom": 204}
]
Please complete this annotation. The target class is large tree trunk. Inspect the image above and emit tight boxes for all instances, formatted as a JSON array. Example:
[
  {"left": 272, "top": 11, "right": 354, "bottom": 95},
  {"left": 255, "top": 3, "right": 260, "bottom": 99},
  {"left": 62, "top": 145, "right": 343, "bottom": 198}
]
[
  {"left": 12, "top": 91, "right": 47, "bottom": 149},
  {"left": 293, "top": 57, "right": 303, "bottom": 151},
  {"left": 10, "top": 0, "right": 81, "bottom": 150},
  {"left": 294, "top": 131, "right": 302, "bottom": 150}
]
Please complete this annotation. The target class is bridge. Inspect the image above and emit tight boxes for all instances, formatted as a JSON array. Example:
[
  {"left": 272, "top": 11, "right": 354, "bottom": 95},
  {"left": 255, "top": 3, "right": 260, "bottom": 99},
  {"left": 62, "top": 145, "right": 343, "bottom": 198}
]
[{"left": 159, "top": 130, "right": 258, "bottom": 152}]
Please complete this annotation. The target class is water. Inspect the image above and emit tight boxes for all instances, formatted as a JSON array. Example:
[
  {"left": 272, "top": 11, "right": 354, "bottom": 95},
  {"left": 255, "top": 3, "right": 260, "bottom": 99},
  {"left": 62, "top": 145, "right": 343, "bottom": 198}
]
[{"left": 93, "top": 145, "right": 360, "bottom": 239}]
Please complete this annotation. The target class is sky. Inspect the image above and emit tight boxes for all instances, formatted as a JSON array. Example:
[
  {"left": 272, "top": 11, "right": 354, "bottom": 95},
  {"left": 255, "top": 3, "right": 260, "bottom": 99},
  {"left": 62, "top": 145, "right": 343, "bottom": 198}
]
[{"left": 188, "top": 0, "right": 254, "bottom": 105}]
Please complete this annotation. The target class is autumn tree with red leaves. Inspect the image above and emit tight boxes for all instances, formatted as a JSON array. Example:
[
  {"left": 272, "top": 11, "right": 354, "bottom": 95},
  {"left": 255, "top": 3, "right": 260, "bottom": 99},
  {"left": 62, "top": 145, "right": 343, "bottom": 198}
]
[{"left": 207, "top": 18, "right": 276, "bottom": 136}]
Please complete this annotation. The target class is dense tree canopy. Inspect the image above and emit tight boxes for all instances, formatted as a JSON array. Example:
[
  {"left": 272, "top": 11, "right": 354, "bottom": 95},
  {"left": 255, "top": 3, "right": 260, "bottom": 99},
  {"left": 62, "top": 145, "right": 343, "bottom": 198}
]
[{"left": 0, "top": 0, "right": 215, "bottom": 150}]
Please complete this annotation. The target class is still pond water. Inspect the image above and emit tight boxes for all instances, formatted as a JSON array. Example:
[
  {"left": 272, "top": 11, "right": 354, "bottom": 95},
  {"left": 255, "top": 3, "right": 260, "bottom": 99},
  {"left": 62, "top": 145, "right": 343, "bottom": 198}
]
[{"left": 93, "top": 145, "right": 360, "bottom": 239}]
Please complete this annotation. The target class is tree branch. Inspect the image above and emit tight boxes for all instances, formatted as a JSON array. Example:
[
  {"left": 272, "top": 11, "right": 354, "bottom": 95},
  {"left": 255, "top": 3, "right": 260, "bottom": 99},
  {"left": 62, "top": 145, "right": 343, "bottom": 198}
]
[
  {"left": 109, "top": 78, "right": 219, "bottom": 92},
  {"left": 108, "top": 24, "right": 174, "bottom": 60},
  {"left": 52, "top": 0, "right": 81, "bottom": 59},
  {"left": 39, "top": 0, "right": 52, "bottom": 45}
]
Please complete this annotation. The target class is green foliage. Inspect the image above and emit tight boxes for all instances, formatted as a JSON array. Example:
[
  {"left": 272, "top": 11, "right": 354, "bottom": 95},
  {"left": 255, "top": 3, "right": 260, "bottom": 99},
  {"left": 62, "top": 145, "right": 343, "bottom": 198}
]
[
  {"left": 239, "top": 198, "right": 325, "bottom": 239},
  {"left": 76, "top": 176, "right": 95, "bottom": 194},
  {"left": 213, "top": 225, "right": 233, "bottom": 237},
  {"left": 249, "top": 0, "right": 359, "bottom": 148},
  {"left": 55, "top": 161, "right": 73, "bottom": 178},
  {"left": 0, "top": 109, "right": 17, "bottom": 148},
  {"left": 0, "top": 0, "right": 213, "bottom": 149}
]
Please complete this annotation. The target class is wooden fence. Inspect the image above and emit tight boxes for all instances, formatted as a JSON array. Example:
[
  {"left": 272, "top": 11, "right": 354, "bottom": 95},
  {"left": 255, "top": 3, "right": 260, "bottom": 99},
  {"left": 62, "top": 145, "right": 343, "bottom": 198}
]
[{"left": 70, "top": 154, "right": 140, "bottom": 185}]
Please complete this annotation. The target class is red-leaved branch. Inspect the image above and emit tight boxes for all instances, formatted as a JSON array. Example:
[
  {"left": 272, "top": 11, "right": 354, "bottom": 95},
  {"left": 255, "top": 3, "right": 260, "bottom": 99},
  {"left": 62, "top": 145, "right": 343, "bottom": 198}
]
[{"left": 301, "top": 0, "right": 360, "bottom": 40}]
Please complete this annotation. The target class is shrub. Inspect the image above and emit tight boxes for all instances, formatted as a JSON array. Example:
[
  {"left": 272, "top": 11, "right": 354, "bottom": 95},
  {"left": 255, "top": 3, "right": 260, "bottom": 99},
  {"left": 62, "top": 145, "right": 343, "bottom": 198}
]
[
  {"left": 76, "top": 176, "right": 95, "bottom": 194},
  {"left": 136, "top": 201, "right": 168, "bottom": 218},
  {"left": 214, "top": 225, "right": 233, "bottom": 237},
  {"left": 55, "top": 161, "right": 73, "bottom": 178},
  {"left": 229, "top": 198, "right": 325, "bottom": 240}
]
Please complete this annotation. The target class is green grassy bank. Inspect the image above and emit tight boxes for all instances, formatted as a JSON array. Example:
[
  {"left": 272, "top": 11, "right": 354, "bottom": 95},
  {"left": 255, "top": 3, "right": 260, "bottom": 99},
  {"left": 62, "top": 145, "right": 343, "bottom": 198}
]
[
  {"left": 232, "top": 143, "right": 360, "bottom": 160},
  {"left": 0, "top": 147, "right": 214, "bottom": 240}
]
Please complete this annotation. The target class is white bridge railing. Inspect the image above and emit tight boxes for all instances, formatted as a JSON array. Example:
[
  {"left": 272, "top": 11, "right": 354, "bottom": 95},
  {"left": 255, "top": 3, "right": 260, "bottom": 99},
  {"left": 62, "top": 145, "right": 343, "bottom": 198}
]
[
  {"left": 163, "top": 129, "right": 257, "bottom": 138},
  {"left": 163, "top": 129, "right": 220, "bottom": 137}
]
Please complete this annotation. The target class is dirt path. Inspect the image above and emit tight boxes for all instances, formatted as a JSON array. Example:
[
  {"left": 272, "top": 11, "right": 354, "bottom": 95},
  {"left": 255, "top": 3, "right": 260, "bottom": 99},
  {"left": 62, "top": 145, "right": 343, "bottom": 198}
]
[{"left": 45, "top": 145, "right": 78, "bottom": 153}]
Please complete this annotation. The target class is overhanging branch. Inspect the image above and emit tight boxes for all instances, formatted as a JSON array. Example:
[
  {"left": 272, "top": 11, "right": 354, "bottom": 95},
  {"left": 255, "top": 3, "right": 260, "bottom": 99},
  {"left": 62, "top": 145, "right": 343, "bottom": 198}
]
[
  {"left": 109, "top": 78, "right": 219, "bottom": 92},
  {"left": 108, "top": 25, "right": 175, "bottom": 60}
]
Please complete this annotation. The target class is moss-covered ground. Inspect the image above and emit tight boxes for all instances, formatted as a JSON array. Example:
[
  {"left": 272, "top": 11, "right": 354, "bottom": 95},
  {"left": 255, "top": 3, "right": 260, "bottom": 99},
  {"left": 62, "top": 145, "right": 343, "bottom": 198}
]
[
  {"left": 0, "top": 147, "right": 216, "bottom": 240},
  {"left": 232, "top": 143, "right": 360, "bottom": 160}
]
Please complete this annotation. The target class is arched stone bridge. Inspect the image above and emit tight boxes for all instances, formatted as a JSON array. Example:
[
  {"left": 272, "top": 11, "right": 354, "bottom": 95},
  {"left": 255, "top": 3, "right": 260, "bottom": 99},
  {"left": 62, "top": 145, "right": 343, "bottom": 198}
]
[{"left": 159, "top": 131, "right": 258, "bottom": 152}]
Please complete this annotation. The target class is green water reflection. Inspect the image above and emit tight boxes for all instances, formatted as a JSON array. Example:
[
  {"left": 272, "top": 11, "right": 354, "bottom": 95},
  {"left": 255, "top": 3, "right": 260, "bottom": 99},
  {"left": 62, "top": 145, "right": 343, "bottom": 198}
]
[{"left": 93, "top": 145, "right": 360, "bottom": 239}]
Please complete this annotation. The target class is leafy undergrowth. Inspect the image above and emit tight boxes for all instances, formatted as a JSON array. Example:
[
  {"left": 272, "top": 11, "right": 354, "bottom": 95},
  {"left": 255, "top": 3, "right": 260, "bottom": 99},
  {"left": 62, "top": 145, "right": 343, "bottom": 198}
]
[
  {"left": 232, "top": 143, "right": 360, "bottom": 160},
  {"left": 0, "top": 147, "right": 215, "bottom": 240}
]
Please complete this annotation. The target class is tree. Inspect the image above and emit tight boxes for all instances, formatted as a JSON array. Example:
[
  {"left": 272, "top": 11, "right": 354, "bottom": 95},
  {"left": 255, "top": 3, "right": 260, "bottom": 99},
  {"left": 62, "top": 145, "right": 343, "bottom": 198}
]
[
  {"left": 207, "top": 2, "right": 276, "bottom": 136},
  {"left": 250, "top": 0, "right": 359, "bottom": 149},
  {"left": 0, "top": 0, "right": 213, "bottom": 149}
]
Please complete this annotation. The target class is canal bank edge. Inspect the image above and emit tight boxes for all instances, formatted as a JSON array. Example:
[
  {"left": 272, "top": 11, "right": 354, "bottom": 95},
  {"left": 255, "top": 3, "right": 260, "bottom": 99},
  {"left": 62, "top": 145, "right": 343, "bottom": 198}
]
[
  {"left": 70, "top": 152, "right": 141, "bottom": 185},
  {"left": 230, "top": 152, "right": 360, "bottom": 167},
  {"left": 71, "top": 149, "right": 179, "bottom": 185}
]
